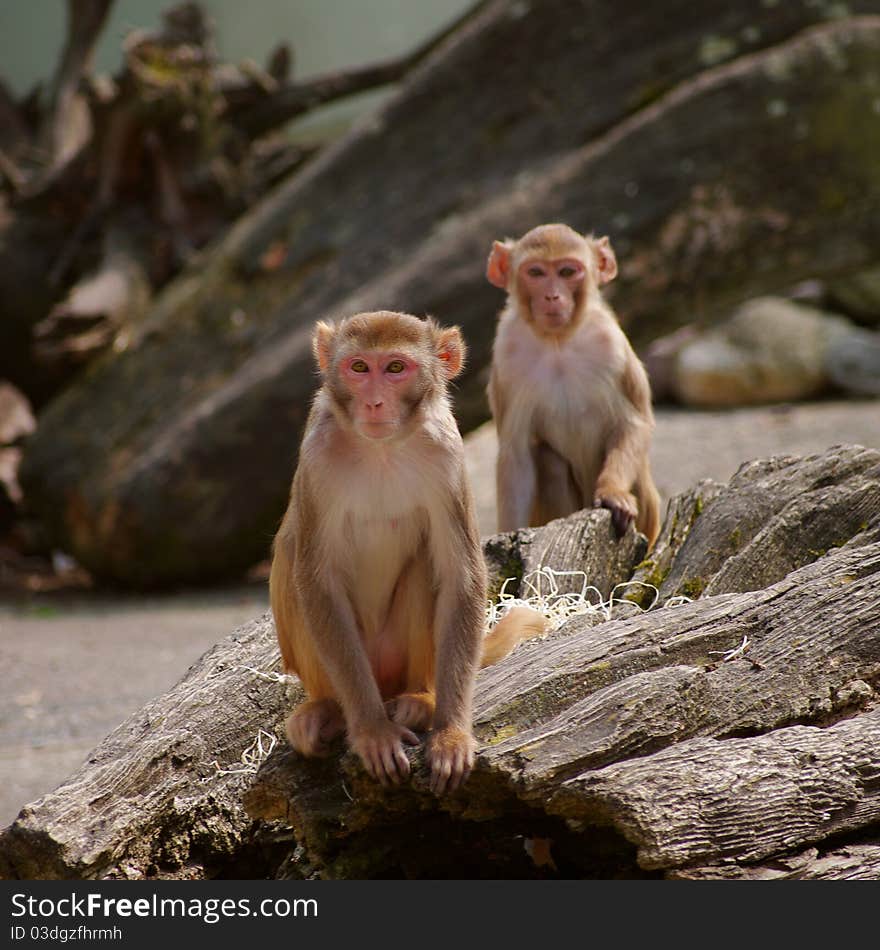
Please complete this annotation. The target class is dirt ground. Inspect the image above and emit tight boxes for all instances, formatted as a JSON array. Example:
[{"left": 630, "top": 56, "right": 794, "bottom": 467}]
[{"left": 1, "top": 398, "right": 878, "bottom": 827}]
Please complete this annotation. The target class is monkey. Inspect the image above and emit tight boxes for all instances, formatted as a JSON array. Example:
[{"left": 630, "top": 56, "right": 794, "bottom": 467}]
[
  {"left": 270, "top": 311, "right": 546, "bottom": 795},
  {"left": 486, "top": 223, "right": 661, "bottom": 546}
]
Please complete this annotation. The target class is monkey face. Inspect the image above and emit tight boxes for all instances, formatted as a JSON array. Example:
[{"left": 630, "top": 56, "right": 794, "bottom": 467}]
[
  {"left": 340, "top": 351, "right": 422, "bottom": 440},
  {"left": 518, "top": 257, "right": 587, "bottom": 333}
]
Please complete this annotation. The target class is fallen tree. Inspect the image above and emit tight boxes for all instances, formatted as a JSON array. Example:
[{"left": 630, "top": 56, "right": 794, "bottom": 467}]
[
  {"left": 0, "top": 0, "right": 476, "bottom": 403},
  {"left": 2, "top": 446, "right": 878, "bottom": 879},
  {"left": 19, "top": 5, "right": 880, "bottom": 586}
]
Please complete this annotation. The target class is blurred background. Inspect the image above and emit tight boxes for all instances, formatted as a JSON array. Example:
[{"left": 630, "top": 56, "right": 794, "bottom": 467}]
[{"left": 1, "top": 0, "right": 879, "bottom": 824}]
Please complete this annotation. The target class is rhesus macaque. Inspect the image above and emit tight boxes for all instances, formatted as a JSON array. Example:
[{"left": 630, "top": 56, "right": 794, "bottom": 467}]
[
  {"left": 270, "top": 311, "right": 546, "bottom": 794},
  {"left": 486, "top": 223, "right": 660, "bottom": 545}
]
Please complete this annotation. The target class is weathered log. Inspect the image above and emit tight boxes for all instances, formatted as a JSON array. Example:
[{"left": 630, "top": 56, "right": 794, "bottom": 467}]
[
  {"left": 33, "top": 223, "right": 152, "bottom": 369},
  {"left": 248, "top": 538, "right": 880, "bottom": 879},
  {"left": 670, "top": 842, "right": 880, "bottom": 881},
  {"left": 224, "top": 1, "right": 490, "bottom": 139},
  {"left": 0, "top": 383, "right": 36, "bottom": 530},
  {"left": 0, "top": 0, "right": 433, "bottom": 403},
  {"left": 39, "top": 0, "right": 115, "bottom": 173},
  {"left": 2, "top": 448, "right": 879, "bottom": 879},
  {"left": 0, "top": 509, "right": 641, "bottom": 879},
  {"left": 631, "top": 443, "right": 880, "bottom": 601},
  {"left": 555, "top": 708, "right": 880, "bottom": 871},
  {"left": 21, "top": 10, "right": 880, "bottom": 586}
]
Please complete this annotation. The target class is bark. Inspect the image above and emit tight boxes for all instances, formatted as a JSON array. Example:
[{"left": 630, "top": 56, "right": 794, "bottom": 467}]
[
  {"left": 225, "top": 1, "right": 490, "bottom": 139},
  {"left": 33, "top": 223, "right": 152, "bottom": 370},
  {"left": 670, "top": 842, "right": 880, "bottom": 881},
  {"left": 560, "top": 710, "right": 880, "bottom": 871},
  {"left": 2, "top": 447, "right": 879, "bottom": 880},
  {"left": 40, "top": 0, "right": 114, "bottom": 172},
  {"left": 21, "top": 8, "right": 880, "bottom": 586},
  {"left": 0, "top": 508, "right": 643, "bottom": 879},
  {"left": 1, "top": 0, "right": 467, "bottom": 404},
  {"left": 630, "top": 443, "right": 880, "bottom": 602}
]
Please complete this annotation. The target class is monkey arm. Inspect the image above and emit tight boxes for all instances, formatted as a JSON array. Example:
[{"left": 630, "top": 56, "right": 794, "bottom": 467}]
[
  {"left": 594, "top": 416, "right": 653, "bottom": 495},
  {"left": 496, "top": 436, "right": 537, "bottom": 532},
  {"left": 487, "top": 367, "right": 506, "bottom": 430},
  {"left": 425, "top": 486, "right": 486, "bottom": 794},
  {"left": 594, "top": 355, "right": 655, "bottom": 532},
  {"left": 429, "top": 494, "right": 485, "bottom": 731}
]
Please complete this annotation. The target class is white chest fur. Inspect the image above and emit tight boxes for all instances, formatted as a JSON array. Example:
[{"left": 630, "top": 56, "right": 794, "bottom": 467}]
[
  {"left": 493, "top": 308, "right": 629, "bottom": 466},
  {"left": 314, "top": 432, "right": 451, "bottom": 632}
]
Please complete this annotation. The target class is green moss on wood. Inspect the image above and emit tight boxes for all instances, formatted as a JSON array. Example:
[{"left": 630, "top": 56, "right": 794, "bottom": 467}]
[{"left": 680, "top": 576, "right": 707, "bottom": 599}]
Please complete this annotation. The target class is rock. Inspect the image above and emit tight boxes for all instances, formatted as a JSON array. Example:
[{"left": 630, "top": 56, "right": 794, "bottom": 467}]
[
  {"left": 642, "top": 324, "right": 699, "bottom": 402},
  {"left": 825, "top": 328, "right": 880, "bottom": 395},
  {"left": 827, "top": 264, "right": 880, "bottom": 326},
  {"left": 670, "top": 297, "right": 854, "bottom": 406}
]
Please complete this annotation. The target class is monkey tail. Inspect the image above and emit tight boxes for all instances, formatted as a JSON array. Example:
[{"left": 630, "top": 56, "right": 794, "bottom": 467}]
[{"left": 480, "top": 605, "right": 548, "bottom": 669}]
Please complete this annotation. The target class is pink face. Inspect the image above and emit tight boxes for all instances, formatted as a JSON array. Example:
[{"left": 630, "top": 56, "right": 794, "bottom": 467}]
[
  {"left": 341, "top": 352, "right": 419, "bottom": 440},
  {"left": 518, "top": 257, "right": 586, "bottom": 331}
]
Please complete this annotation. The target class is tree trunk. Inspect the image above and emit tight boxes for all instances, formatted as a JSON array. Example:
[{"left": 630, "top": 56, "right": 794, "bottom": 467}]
[
  {"left": 2, "top": 447, "right": 879, "bottom": 879},
  {"left": 20, "top": 6, "right": 880, "bottom": 586}
]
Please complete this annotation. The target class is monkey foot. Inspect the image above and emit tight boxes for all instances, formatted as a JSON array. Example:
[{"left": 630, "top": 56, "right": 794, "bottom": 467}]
[
  {"left": 286, "top": 698, "right": 345, "bottom": 757},
  {"left": 388, "top": 691, "right": 435, "bottom": 731}
]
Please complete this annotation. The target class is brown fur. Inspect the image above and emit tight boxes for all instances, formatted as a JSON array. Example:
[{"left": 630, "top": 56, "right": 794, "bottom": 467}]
[
  {"left": 271, "top": 311, "right": 545, "bottom": 794},
  {"left": 486, "top": 225, "right": 661, "bottom": 546}
]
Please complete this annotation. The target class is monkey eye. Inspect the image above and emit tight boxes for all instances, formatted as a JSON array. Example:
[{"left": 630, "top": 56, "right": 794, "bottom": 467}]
[
  {"left": 350, "top": 359, "right": 369, "bottom": 373},
  {"left": 386, "top": 360, "right": 406, "bottom": 374},
  {"left": 559, "top": 266, "right": 577, "bottom": 278},
  {"left": 527, "top": 266, "right": 545, "bottom": 278}
]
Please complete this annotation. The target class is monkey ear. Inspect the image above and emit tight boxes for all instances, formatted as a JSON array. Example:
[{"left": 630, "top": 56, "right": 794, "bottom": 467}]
[
  {"left": 594, "top": 236, "right": 618, "bottom": 285},
  {"left": 486, "top": 240, "right": 513, "bottom": 289},
  {"left": 435, "top": 326, "right": 466, "bottom": 380},
  {"left": 312, "top": 321, "right": 336, "bottom": 372}
]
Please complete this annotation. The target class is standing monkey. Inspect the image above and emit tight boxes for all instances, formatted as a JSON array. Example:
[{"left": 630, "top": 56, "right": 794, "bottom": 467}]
[
  {"left": 487, "top": 223, "right": 660, "bottom": 545},
  {"left": 271, "top": 311, "right": 545, "bottom": 794}
]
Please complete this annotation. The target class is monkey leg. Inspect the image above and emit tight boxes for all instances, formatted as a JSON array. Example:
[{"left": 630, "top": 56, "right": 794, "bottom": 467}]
[
  {"left": 286, "top": 697, "right": 346, "bottom": 757},
  {"left": 531, "top": 442, "right": 581, "bottom": 526},
  {"left": 634, "top": 466, "right": 661, "bottom": 548},
  {"left": 388, "top": 691, "right": 436, "bottom": 731},
  {"left": 382, "top": 554, "right": 436, "bottom": 731}
]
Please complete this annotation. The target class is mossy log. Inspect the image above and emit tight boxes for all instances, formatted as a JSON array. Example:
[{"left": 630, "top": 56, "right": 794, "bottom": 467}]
[
  {"left": 2, "top": 447, "right": 879, "bottom": 879},
  {"left": 20, "top": 7, "right": 880, "bottom": 586}
]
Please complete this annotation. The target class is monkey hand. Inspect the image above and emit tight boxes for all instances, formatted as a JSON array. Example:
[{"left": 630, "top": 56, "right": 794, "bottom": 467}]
[
  {"left": 426, "top": 725, "right": 476, "bottom": 796},
  {"left": 594, "top": 489, "right": 637, "bottom": 537},
  {"left": 348, "top": 717, "right": 420, "bottom": 786}
]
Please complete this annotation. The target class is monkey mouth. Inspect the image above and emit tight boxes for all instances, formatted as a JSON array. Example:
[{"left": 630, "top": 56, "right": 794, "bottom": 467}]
[
  {"left": 358, "top": 420, "right": 398, "bottom": 440},
  {"left": 541, "top": 311, "right": 570, "bottom": 328}
]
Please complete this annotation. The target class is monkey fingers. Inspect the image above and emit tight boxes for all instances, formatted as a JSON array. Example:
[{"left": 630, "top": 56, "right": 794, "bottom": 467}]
[
  {"left": 349, "top": 720, "right": 420, "bottom": 786},
  {"left": 426, "top": 725, "right": 476, "bottom": 796},
  {"left": 595, "top": 490, "right": 637, "bottom": 537}
]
